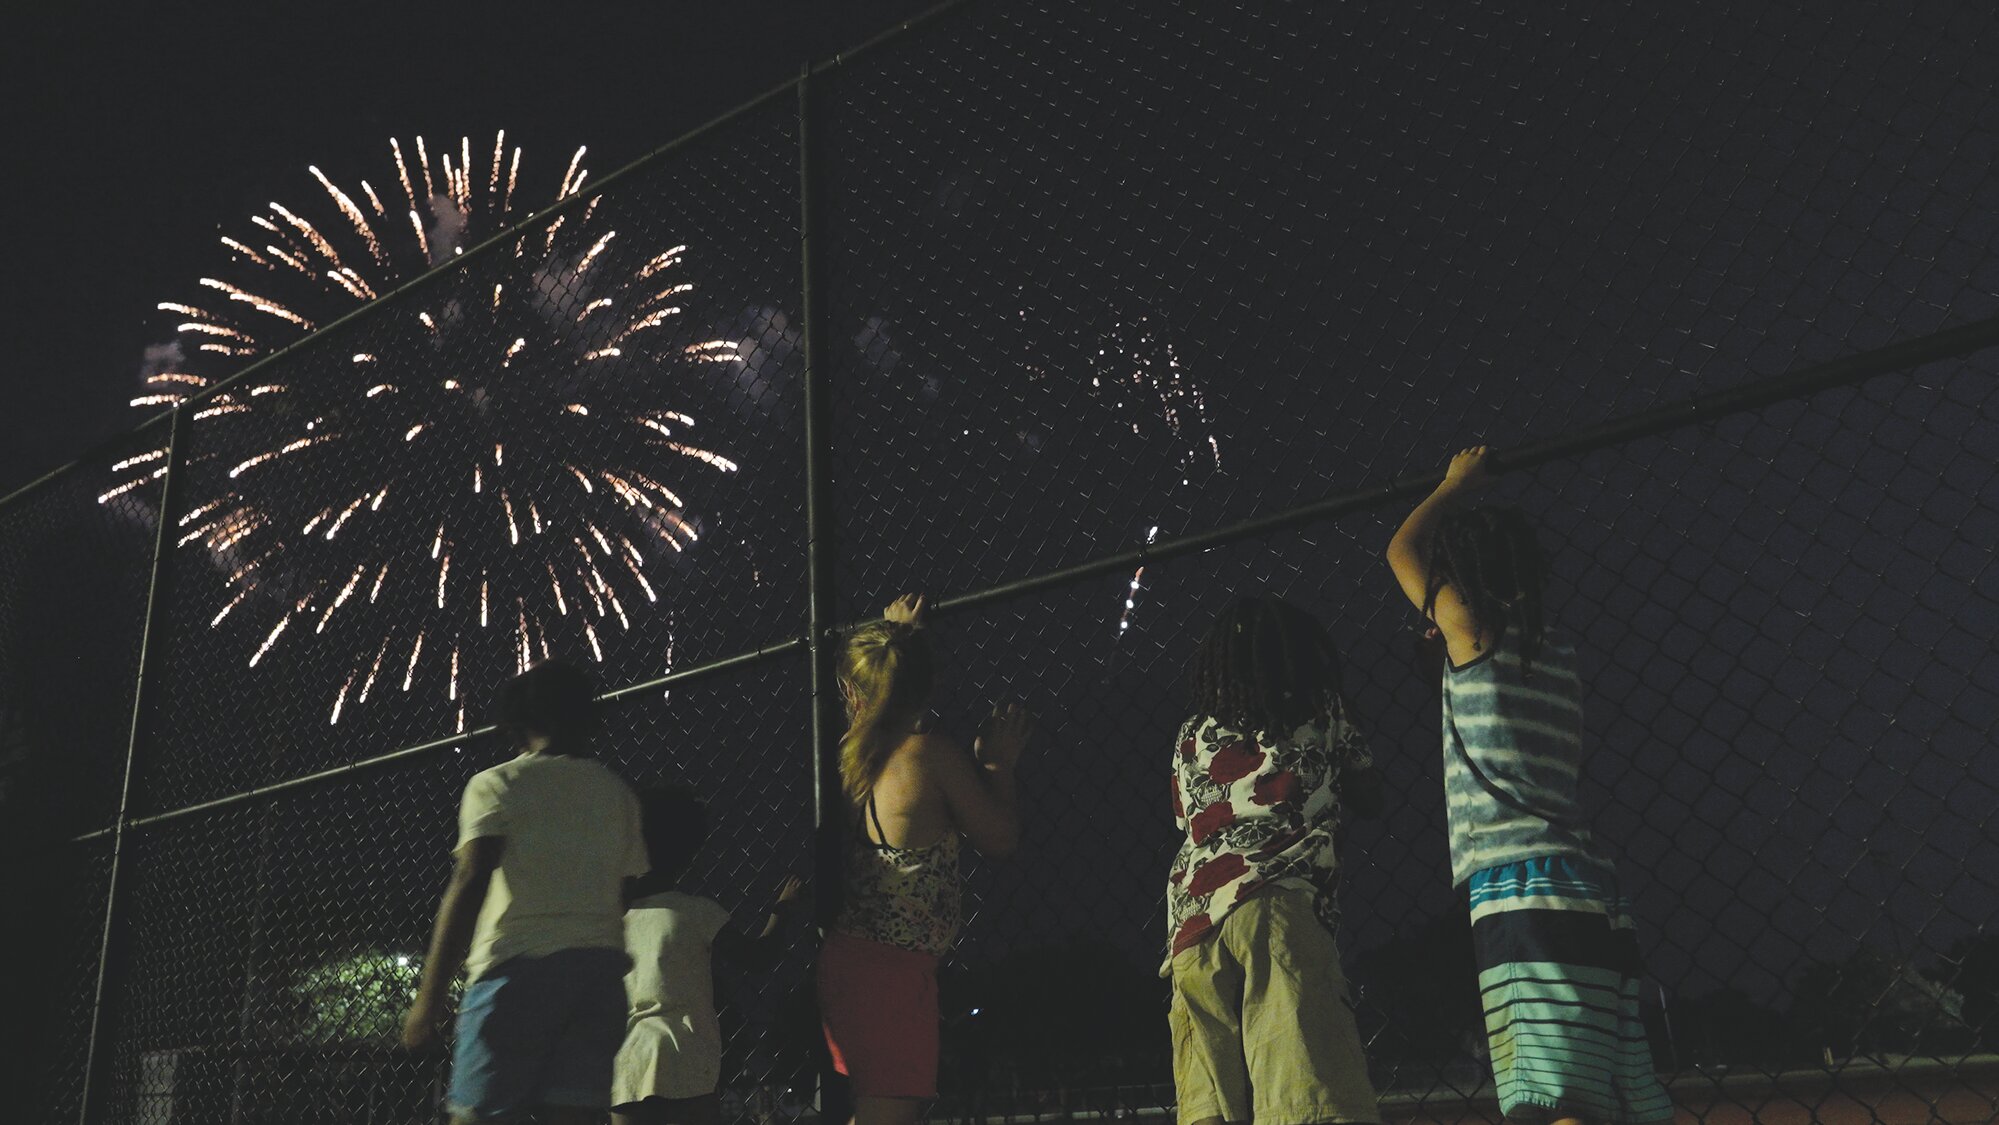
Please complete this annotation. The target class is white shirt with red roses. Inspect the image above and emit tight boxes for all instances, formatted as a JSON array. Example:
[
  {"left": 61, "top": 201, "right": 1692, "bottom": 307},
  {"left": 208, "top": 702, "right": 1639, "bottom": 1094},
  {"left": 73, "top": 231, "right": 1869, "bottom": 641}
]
[{"left": 1162, "top": 706, "right": 1371, "bottom": 975}]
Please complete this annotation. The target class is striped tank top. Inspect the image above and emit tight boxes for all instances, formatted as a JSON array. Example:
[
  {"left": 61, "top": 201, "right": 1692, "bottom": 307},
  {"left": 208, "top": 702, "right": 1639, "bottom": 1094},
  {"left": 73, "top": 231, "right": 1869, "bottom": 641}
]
[{"left": 1440, "top": 625, "right": 1596, "bottom": 886}]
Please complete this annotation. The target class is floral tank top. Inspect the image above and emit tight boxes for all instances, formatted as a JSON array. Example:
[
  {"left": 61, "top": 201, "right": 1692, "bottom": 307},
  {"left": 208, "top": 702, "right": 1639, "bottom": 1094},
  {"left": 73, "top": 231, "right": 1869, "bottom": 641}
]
[{"left": 833, "top": 795, "right": 963, "bottom": 957}]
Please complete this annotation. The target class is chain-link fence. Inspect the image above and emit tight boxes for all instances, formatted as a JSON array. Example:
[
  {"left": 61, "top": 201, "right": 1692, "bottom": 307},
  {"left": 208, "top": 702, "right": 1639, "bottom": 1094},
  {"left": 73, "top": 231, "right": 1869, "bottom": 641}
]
[{"left": 6, "top": 1, "right": 1998, "bottom": 1122}]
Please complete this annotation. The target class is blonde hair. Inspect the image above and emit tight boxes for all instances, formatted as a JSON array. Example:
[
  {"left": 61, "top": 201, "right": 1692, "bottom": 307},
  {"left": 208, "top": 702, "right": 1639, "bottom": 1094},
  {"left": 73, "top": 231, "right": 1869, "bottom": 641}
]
[{"left": 838, "top": 620, "right": 934, "bottom": 806}]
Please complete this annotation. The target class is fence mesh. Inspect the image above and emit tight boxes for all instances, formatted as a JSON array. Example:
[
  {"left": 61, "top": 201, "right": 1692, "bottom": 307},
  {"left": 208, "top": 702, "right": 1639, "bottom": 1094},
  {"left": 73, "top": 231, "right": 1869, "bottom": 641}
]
[
  {"left": 0, "top": 429, "right": 163, "bottom": 1122},
  {"left": 6, "top": 0, "right": 1999, "bottom": 1122}
]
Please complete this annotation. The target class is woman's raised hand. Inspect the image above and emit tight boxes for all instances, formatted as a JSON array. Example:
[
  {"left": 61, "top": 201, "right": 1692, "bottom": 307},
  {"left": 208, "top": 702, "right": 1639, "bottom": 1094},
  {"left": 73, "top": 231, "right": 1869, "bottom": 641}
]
[
  {"left": 884, "top": 593, "right": 927, "bottom": 627},
  {"left": 975, "top": 702, "right": 1032, "bottom": 773}
]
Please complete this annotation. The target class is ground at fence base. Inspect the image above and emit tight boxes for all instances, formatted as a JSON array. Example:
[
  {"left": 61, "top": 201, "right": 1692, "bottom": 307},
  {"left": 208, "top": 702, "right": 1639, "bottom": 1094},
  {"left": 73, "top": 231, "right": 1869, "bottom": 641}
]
[
  {"left": 926, "top": 1057, "right": 1999, "bottom": 1125},
  {"left": 1372, "top": 1055, "right": 1999, "bottom": 1125}
]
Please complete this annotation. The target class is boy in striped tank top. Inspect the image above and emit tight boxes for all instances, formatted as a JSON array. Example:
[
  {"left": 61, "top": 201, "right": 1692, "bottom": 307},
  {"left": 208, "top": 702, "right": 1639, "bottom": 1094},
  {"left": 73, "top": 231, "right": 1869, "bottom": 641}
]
[{"left": 1388, "top": 447, "right": 1673, "bottom": 1125}]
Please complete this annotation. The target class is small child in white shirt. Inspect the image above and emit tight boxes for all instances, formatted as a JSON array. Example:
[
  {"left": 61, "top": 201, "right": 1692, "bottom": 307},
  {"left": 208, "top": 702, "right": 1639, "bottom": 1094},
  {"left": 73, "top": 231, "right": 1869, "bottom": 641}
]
[{"left": 612, "top": 786, "right": 802, "bottom": 1125}]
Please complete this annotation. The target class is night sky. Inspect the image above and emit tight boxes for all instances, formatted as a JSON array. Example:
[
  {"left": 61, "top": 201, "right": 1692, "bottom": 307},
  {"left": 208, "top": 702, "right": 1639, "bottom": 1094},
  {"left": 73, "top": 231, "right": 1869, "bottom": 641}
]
[
  {"left": 4, "top": 0, "right": 1997, "bottom": 1114},
  {"left": 2, "top": 2, "right": 935, "bottom": 495}
]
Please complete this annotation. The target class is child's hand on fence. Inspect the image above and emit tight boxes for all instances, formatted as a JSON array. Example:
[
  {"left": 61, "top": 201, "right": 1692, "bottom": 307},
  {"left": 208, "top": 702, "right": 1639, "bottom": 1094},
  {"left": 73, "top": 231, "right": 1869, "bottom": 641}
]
[
  {"left": 774, "top": 874, "right": 805, "bottom": 908},
  {"left": 1441, "top": 445, "right": 1497, "bottom": 493},
  {"left": 975, "top": 703, "right": 1032, "bottom": 773},
  {"left": 884, "top": 593, "right": 927, "bottom": 627}
]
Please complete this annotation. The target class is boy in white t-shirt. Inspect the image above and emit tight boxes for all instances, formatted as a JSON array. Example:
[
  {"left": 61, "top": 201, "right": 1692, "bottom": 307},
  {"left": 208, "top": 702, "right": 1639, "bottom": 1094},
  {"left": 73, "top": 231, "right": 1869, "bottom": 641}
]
[
  {"left": 402, "top": 660, "right": 650, "bottom": 1124},
  {"left": 613, "top": 786, "right": 803, "bottom": 1125}
]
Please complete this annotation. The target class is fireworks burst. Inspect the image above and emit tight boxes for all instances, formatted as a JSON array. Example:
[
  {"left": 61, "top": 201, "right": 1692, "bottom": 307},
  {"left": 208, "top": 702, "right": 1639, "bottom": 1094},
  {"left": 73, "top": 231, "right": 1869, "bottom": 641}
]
[
  {"left": 1090, "top": 318, "right": 1219, "bottom": 638},
  {"left": 103, "top": 132, "right": 743, "bottom": 727},
  {"left": 1089, "top": 316, "right": 1220, "bottom": 488}
]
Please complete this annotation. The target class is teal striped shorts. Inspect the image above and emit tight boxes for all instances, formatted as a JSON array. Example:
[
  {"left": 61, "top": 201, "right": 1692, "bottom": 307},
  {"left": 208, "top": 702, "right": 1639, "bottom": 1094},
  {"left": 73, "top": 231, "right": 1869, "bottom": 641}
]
[{"left": 1468, "top": 854, "right": 1674, "bottom": 1123}]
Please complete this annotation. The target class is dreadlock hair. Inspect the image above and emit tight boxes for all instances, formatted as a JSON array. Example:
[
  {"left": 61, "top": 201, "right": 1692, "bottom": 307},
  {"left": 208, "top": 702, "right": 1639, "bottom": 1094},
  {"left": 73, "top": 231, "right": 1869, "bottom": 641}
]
[
  {"left": 838, "top": 620, "right": 936, "bottom": 807},
  {"left": 1187, "top": 595, "right": 1346, "bottom": 737},
  {"left": 636, "top": 784, "right": 711, "bottom": 885},
  {"left": 1421, "top": 505, "right": 1548, "bottom": 667}
]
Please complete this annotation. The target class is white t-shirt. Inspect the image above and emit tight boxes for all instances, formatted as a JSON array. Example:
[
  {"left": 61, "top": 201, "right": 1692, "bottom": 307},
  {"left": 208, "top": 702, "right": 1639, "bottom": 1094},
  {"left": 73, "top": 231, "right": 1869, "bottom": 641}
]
[
  {"left": 456, "top": 752, "right": 649, "bottom": 983},
  {"left": 614, "top": 891, "right": 734, "bottom": 1102}
]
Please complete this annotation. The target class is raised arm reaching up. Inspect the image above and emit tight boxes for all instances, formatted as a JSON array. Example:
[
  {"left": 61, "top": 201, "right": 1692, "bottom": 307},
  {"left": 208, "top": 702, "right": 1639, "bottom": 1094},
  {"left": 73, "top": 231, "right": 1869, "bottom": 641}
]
[{"left": 1387, "top": 445, "right": 1497, "bottom": 667}]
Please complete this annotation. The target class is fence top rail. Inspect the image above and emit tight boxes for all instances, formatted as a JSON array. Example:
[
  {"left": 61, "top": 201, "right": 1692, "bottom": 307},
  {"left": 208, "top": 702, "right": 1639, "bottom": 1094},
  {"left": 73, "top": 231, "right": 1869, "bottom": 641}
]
[
  {"left": 923, "top": 312, "right": 1999, "bottom": 618},
  {"left": 51, "top": 311, "right": 1999, "bottom": 846}
]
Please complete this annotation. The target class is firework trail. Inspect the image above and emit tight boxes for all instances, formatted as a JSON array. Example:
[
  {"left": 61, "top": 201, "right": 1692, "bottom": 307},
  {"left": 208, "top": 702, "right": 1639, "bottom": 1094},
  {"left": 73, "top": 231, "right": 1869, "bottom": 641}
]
[
  {"left": 1118, "top": 525, "right": 1161, "bottom": 634},
  {"left": 1090, "top": 317, "right": 1220, "bottom": 638},
  {"left": 103, "top": 132, "right": 743, "bottom": 728}
]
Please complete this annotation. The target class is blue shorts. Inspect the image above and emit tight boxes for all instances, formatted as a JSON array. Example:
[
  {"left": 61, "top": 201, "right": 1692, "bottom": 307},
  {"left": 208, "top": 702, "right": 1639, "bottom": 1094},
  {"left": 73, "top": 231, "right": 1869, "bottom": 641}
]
[
  {"left": 1468, "top": 856, "right": 1673, "bottom": 1123},
  {"left": 448, "top": 947, "right": 630, "bottom": 1119}
]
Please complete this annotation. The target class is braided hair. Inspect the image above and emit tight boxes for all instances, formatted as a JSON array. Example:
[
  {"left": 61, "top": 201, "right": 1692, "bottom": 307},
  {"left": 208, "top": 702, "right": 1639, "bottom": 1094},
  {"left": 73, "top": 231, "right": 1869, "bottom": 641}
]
[
  {"left": 1187, "top": 595, "right": 1346, "bottom": 736},
  {"left": 1421, "top": 506, "right": 1548, "bottom": 667}
]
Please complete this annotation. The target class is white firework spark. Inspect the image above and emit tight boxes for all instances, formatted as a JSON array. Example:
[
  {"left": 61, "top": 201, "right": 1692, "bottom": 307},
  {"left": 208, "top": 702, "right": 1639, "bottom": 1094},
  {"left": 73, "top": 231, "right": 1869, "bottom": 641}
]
[
  {"left": 1091, "top": 317, "right": 1219, "bottom": 638},
  {"left": 106, "top": 132, "right": 741, "bottom": 724}
]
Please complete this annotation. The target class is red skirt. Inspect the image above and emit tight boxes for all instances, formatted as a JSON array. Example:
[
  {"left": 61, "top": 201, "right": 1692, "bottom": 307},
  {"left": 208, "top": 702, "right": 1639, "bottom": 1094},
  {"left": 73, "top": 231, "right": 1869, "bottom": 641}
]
[{"left": 816, "top": 929, "right": 941, "bottom": 1099}]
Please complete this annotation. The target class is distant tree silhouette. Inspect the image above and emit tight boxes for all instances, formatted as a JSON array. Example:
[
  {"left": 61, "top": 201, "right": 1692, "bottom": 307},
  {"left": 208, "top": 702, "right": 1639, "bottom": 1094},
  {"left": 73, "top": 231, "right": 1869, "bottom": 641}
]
[
  {"left": 1788, "top": 945, "right": 1971, "bottom": 1059},
  {"left": 1935, "top": 933, "right": 1999, "bottom": 1048},
  {"left": 1668, "top": 987, "right": 1805, "bottom": 1068}
]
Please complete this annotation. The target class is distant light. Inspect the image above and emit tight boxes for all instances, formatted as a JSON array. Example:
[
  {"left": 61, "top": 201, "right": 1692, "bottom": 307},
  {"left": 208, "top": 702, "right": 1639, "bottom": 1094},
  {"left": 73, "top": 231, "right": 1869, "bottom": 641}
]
[
  {"left": 396, "top": 955, "right": 410, "bottom": 967},
  {"left": 969, "top": 1008, "right": 981, "bottom": 1016}
]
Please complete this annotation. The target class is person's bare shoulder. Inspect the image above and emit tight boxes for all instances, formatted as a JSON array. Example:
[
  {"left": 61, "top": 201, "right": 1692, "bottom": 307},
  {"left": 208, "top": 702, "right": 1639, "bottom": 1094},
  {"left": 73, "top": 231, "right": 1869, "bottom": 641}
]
[
  {"left": 912, "top": 728, "right": 964, "bottom": 758},
  {"left": 911, "top": 730, "right": 979, "bottom": 780}
]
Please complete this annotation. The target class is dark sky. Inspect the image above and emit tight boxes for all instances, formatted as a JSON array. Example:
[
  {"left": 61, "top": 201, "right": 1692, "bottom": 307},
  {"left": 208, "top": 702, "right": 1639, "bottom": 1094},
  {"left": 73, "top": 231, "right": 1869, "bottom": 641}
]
[
  {"left": 1, "top": 2, "right": 935, "bottom": 494},
  {"left": 4, "top": 2, "right": 1996, "bottom": 1102}
]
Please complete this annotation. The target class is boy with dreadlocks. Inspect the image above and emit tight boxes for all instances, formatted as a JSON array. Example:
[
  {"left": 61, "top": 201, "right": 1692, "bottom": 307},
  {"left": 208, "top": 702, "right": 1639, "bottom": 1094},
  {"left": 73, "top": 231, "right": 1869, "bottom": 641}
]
[
  {"left": 1164, "top": 594, "right": 1385, "bottom": 1125},
  {"left": 1388, "top": 446, "right": 1672, "bottom": 1125}
]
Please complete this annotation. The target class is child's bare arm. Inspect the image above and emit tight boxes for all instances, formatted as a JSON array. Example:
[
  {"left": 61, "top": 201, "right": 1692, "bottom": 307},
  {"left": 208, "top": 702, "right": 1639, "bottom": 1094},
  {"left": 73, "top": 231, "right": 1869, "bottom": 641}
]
[
  {"left": 402, "top": 836, "right": 502, "bottom": 1050},
  {"left": 1387, "top": 447, "right": 1493, "bottom": 652}
]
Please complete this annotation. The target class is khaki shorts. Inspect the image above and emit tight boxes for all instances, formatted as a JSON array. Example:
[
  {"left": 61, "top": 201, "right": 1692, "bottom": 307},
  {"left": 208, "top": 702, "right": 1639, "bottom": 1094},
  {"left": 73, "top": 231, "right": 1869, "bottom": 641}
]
[{"left": 1168, "top": 886, "right": 1380, "bottom": 1125}]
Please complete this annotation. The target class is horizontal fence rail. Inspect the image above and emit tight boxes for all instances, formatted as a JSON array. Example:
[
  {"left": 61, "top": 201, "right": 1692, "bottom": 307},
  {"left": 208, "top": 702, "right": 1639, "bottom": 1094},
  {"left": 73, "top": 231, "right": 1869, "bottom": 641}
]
[{"left": 57, "top": 311, "right": 1999, "bottom": 845}]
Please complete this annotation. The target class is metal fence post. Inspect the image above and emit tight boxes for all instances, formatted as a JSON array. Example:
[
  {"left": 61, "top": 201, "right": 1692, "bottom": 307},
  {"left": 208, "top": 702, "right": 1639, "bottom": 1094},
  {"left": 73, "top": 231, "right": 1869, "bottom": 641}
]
[
  {"left": 77, "top": 404, "right": 186, "bottom": 1125},
  {"left": 798, "top": 60, "right": 849, "bottom": 1121}
]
